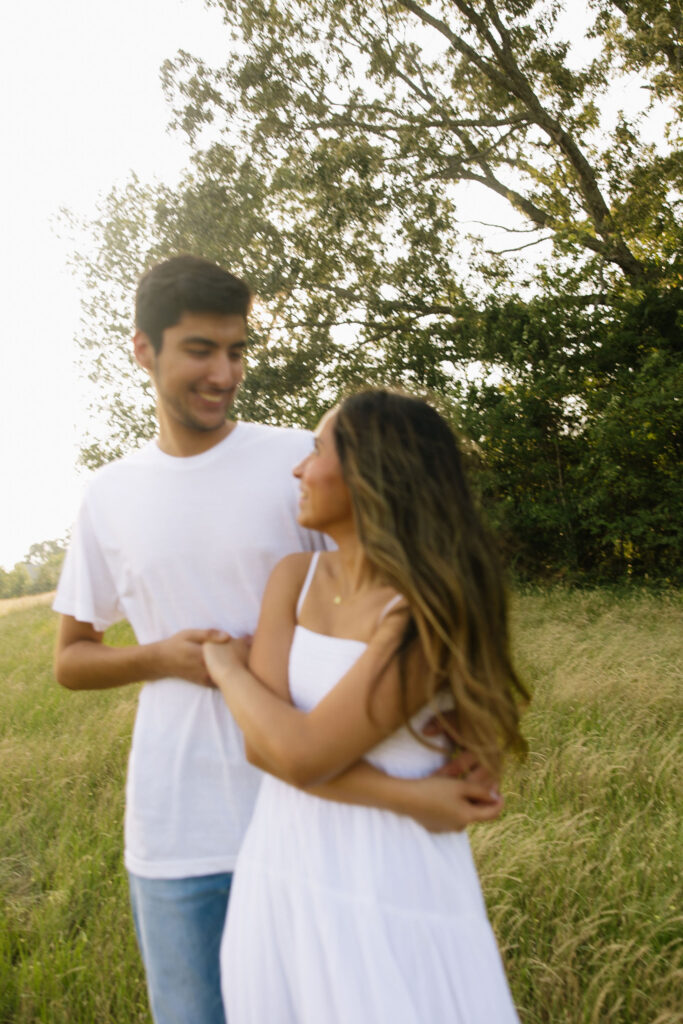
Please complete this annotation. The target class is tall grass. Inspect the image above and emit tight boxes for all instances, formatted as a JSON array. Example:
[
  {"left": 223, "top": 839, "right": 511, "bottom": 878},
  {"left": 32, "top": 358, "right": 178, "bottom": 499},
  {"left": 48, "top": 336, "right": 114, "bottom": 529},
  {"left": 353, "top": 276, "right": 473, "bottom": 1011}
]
[
  {"left": 1, "top": 591, "right": 681, "bottom": 1023},
  {"left": 475, "top": 588, "right": 683, "bottom": 1024},
  {"left": 0, "top": 610, "right": 147, "bottom": 1023}
]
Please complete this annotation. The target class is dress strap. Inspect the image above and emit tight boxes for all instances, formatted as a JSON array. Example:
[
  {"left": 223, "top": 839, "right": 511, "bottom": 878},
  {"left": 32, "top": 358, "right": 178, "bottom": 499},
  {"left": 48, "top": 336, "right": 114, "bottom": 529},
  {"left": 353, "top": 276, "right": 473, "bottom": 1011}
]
[
  {"left": 296, "top": 552, "right": 321, "bottom": 621},
  {"left": 377, "top": 593, "right": 405, "bottom": 622}
]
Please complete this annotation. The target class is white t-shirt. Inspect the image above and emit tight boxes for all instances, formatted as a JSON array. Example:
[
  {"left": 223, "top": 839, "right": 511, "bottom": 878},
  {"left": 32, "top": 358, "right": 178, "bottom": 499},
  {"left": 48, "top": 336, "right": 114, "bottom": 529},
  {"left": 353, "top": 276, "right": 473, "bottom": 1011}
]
[{"left": 54, "top": 422, "right": 322, "bottom": 878}]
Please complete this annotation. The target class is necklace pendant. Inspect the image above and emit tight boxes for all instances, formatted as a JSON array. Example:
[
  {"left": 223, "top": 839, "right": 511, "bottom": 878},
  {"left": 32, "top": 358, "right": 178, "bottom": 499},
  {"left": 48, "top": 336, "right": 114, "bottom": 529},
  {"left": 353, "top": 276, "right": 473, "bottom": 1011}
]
[{"left": 333, "top": 595, "right": 342, "bottom": 605}]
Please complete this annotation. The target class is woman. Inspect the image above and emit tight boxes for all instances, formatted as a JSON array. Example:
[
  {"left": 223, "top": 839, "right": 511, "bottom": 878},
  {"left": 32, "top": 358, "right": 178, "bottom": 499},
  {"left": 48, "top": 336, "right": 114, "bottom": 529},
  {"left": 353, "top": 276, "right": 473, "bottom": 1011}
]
[{"left": 204, "top": 389, "right": 528, "bottom": 1023}]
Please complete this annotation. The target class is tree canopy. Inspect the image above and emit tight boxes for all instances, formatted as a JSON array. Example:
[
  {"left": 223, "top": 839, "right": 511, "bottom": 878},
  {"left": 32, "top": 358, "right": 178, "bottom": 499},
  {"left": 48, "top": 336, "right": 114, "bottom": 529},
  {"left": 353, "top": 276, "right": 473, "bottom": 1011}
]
[{"left": 70, "top": 0, "right": 682, "bottom": 583}]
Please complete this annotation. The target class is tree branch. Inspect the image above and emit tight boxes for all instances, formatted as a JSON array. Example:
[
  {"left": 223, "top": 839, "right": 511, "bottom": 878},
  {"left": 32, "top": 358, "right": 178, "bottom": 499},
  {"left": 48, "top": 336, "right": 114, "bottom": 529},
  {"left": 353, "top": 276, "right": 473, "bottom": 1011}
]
[
  {"left": 486, "top": 234, "right": 554, "bottom": 254},
  {"left": 396, "top": 0, "right": 647, "bottom": 281}
]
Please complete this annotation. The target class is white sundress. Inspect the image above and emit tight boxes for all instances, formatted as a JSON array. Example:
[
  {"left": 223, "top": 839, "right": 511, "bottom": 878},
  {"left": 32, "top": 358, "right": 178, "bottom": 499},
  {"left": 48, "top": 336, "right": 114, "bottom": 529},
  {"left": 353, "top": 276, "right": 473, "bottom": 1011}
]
[{"left": 222, "top": 553, "right": 520, "bottom": 1023}]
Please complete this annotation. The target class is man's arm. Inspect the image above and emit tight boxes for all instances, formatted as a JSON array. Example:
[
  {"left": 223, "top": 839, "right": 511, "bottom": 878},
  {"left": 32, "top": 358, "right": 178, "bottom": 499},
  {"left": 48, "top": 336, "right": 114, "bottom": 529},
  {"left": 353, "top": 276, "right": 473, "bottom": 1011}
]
[{"left": 55, "top": 614, "right": 226, "bottom": 690}]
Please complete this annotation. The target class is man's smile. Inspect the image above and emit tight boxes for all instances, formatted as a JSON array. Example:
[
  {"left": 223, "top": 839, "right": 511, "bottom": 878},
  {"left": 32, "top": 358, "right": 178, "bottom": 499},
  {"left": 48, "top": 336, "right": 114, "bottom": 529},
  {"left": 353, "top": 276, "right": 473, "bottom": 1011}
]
[{"left": 196, "top": 390, "right": 229, "bottom": 405}]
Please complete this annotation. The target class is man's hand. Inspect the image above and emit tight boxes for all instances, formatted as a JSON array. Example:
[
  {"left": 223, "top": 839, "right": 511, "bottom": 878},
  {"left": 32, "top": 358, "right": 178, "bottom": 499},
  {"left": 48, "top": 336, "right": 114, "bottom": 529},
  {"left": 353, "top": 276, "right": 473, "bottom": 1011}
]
[
  {"left": 434, "top": 750, "right": 500, "bottom": 795},
  {"left": 403, "top": 774, "right": 503, "bottom": 833},
  {"left": 203, "top": 635, "right": 251, "bottom": 686},
  {"left": 157, "top": 629, "right": 231, "bottom": 687},
  {"left": 422, "top": 712, "right": 500, "bottom": 792},
  {"left": 55, "top": 616, "right": 233, "bottom": 692}
]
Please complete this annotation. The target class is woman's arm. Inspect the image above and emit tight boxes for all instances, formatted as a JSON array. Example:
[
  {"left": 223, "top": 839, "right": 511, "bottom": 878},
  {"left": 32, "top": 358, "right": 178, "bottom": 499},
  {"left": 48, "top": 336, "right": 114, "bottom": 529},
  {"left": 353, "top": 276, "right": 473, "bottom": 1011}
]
[
  {"left": 305, "top": 762, "right": 502, "bottom": 831},
  {"left": 208, "top": 634, "right": 502, "bottom": 828},
  {"left": 206, "top": 633, "right": 405, "bottom": 788},
  {"left": 206, "top": 557, "right": 484, "bottom": 793},
  {"left": 205, "top": 553, "right": 501, "bottom": 829}
]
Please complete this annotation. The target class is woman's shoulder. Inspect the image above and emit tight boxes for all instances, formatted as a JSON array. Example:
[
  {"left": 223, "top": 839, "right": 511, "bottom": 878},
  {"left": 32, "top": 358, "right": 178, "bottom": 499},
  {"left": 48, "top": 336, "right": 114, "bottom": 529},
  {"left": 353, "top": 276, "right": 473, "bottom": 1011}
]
[
  {"left": 268, "top": 551, "right": 317, "bottom": 589},
  {"left": 259, "top": 553, "right": 317, "bottom": 623}
]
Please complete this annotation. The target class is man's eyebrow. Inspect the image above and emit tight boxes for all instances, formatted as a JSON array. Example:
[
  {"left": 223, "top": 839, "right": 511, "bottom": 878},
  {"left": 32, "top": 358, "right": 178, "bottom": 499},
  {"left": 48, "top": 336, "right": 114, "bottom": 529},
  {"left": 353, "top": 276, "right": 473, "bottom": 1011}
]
[
  {"left": 182, "top": 335, "right": 218, "bottom": 347},
  {"left": 182, "top": 336, "right": 249, "bottom": 348}
]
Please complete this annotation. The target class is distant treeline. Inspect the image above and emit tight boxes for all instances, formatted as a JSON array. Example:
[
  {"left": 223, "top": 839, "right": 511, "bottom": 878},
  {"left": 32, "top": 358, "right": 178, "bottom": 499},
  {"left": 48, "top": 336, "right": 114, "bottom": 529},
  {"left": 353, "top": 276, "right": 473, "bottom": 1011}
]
[{"left": 0, "top": 540, "right": 66, "bottom": 599}]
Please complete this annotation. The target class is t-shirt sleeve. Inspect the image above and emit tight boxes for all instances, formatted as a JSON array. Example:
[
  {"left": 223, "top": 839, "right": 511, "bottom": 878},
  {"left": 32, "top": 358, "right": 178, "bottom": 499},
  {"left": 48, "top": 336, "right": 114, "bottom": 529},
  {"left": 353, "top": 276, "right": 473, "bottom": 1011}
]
[{"left": 53, "top": 496, "right": 126, "bottom": 633}]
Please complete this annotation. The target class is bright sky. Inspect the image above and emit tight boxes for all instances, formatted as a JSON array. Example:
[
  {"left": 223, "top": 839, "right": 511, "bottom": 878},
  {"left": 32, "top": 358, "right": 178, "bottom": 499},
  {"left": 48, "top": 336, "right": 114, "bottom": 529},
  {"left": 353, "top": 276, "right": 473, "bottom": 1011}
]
[{"left": 0, "top": 0, "right": 230, "bottom": 570}]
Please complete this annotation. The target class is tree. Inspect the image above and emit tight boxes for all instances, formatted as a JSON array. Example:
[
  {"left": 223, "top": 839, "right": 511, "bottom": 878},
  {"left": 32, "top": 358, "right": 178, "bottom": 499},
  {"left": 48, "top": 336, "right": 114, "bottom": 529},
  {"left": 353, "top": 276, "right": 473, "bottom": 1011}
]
[
  {"left": 0, "top": 539, "right": 69, "bottom": 599},
  {"left": 69, "top": 0, "right": 682, "bottom": 581},
  {"left": 460, "top": 290, "right": 682, "bottom": 581},
  {"left": 24, "top": 539, "right": 67, "bottom": 593},
  {"left": 591, "top": 0, "right": 683, "bottom": 114},
  {"left": 0, "top": 564, "right": 31, "bottom": 599}
]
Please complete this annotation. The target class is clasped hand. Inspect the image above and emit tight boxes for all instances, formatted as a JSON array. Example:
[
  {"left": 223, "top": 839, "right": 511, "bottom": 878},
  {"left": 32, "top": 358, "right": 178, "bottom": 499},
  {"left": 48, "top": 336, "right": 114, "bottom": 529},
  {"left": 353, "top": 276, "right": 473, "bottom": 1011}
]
[{"left": 203, "top": 633, "right": 250, "bottom": 685}]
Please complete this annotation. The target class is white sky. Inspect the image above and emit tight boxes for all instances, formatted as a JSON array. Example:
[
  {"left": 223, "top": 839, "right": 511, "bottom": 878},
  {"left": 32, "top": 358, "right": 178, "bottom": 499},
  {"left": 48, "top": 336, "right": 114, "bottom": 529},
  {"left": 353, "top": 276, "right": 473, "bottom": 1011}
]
[{"left": 0, "top": 0, "right": 228, "bottom": 569}]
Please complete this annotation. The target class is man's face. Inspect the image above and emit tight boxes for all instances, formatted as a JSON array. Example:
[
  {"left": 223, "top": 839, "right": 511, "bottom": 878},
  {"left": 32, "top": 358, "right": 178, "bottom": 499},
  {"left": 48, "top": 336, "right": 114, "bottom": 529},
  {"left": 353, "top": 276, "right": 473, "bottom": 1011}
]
[{"left": 136, "top": 311, "right": 248, "bottom": 439}]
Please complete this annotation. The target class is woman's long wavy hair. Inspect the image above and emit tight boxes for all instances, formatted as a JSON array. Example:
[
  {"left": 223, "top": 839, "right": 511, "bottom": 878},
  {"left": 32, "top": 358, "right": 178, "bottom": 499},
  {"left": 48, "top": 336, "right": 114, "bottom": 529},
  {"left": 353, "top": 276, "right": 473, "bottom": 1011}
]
[{"left": 333, "top": 389, "right": 529, "bottom": 775}]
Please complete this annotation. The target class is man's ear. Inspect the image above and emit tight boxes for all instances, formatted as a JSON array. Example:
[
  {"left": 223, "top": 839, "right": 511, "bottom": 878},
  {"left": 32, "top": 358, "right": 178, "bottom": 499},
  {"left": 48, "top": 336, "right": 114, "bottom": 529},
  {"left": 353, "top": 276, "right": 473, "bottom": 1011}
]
[{"left": 133, "top": 330, "right": 155, "bottom": 372}]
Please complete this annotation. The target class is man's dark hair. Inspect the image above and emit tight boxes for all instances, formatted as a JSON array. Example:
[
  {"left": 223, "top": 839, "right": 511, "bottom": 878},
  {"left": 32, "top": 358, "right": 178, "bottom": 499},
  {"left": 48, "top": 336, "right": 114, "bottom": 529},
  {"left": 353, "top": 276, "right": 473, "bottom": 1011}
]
[{"left": 135, "top": 255, "right": 252, "bottom": 352}]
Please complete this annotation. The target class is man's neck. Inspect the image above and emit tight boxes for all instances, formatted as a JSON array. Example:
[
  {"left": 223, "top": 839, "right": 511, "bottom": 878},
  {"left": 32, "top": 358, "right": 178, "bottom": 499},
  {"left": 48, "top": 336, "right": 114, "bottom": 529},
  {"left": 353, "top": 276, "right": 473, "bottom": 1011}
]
[{"left": 156, "top": 417, "right": 237, "bottom": 458}]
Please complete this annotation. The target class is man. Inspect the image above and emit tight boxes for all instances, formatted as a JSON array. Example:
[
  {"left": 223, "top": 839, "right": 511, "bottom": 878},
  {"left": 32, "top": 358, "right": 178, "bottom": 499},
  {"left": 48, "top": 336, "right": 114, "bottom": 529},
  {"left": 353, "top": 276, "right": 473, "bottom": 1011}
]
[{"left": 54, "top": 255, "right": 501, "bottom": 1024}]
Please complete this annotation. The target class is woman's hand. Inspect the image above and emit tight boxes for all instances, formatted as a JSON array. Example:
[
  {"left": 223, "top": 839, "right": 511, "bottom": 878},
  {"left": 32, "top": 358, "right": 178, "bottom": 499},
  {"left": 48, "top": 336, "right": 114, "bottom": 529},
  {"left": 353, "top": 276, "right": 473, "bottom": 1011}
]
[
  {"left": 203, "top": 635, "right": 251, "bottom": 685},
  {"left": 403, "top": 774, "right": 503, "bottom": 833}
]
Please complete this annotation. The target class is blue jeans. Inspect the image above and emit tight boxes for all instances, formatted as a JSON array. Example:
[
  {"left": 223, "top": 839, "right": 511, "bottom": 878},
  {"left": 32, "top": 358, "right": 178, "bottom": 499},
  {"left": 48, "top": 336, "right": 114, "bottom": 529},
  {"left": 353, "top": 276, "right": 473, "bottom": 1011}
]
[{"left": 128, "top": 870, "right": 233, "bottom": 1024}]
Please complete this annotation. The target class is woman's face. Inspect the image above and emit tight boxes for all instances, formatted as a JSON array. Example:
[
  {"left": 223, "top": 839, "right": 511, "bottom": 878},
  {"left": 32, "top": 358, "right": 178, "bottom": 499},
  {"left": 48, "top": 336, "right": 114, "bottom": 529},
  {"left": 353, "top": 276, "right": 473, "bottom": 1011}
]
[{"left": 293, "top": 409, "right": 353, "bottom": 533}]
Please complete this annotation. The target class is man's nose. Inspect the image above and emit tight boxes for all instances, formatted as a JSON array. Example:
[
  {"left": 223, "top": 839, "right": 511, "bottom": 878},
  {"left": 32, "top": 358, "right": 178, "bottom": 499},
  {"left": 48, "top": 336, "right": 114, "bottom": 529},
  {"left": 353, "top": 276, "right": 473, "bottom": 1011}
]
[{"left": 207, "top": 352, "right": 240, "bottom": 388}]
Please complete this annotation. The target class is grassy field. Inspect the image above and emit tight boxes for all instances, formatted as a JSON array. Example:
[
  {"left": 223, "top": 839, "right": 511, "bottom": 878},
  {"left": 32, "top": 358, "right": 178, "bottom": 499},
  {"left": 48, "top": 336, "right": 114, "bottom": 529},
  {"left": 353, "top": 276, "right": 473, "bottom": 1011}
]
[{"left": 0, "top": 590, "right": 681, "bottom": 1023}]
